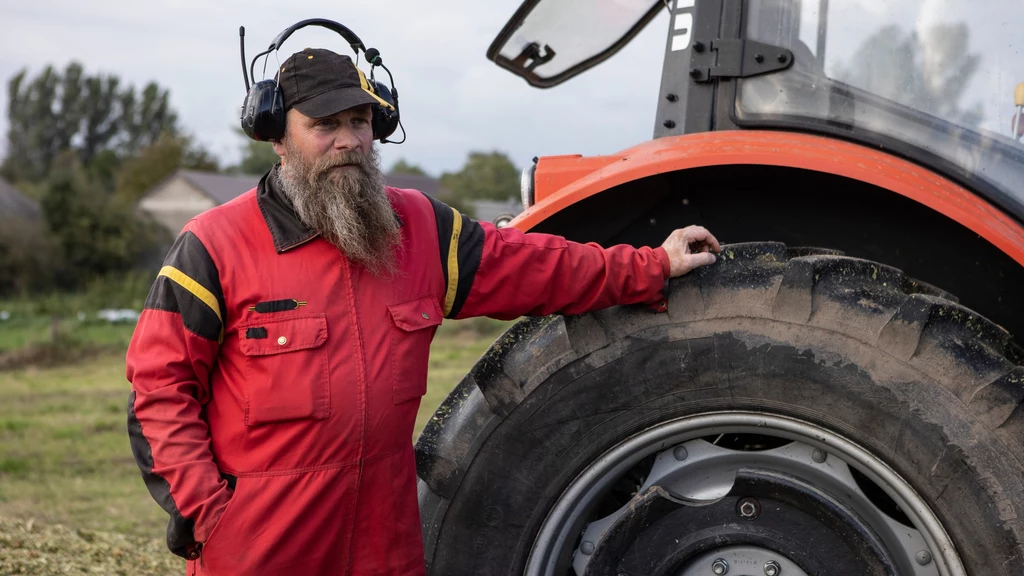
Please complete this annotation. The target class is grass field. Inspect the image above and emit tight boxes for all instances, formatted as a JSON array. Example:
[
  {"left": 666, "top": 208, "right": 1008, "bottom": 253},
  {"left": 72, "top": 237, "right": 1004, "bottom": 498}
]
[{"left": 0, "top": 316, "right": 512, "bottom": 574}]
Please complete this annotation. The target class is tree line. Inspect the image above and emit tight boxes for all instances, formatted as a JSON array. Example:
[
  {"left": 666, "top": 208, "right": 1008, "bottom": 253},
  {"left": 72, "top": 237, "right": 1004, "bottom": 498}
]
[{"left": 0, "top": 61, "right": 521, "bottom": 298}]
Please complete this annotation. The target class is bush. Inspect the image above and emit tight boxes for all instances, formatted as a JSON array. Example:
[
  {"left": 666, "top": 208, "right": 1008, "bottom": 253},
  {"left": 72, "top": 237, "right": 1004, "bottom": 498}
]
[
  {"left": 0, "top": 217, "right": 61, "bottom": 295},
  {"left": 1, "top": 270, "right": 154, "bottom": 319}
]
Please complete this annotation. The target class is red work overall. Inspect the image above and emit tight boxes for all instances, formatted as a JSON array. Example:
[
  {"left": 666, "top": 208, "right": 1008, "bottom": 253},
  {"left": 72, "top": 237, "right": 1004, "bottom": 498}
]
[{"left": 126, "top": 167, "right": 671, "bottom": 575}]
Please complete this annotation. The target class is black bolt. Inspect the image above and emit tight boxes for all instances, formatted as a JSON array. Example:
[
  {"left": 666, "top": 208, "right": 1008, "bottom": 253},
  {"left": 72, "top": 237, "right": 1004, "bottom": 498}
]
[
  {"left": 778, "top": 53, "right": 788, "bottom": 63},
  {"left": 754, "top": 54, "right": 765, "bottom": 63},
  {"left": 693, "top": 41, "right": 706, "bottom": 53},
  {"left": 689, "top": 68, "right": 702, "bottom": 79},
  {"left": 666, "top": 93, "right": 678, "bottom": 102},
  {"left": 737, "top": 497, "right": 761, "bottom": 520},
  {"left": 663, "top": 120, "right": 676, "bottom": 129}
]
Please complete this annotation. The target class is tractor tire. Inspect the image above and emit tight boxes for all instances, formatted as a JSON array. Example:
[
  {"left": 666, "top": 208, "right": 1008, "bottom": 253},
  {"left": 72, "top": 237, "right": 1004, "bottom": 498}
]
[{"left": 416, "top": 242, "right": 1024, "bottom": 576}]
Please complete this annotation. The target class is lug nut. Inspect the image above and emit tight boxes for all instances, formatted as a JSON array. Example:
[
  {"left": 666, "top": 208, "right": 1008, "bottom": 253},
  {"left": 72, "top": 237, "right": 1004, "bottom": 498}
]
[
  {"left": 580, "top": 541, "right": 595, "bottom": 555},
  {"left": 737, "top": 497, "right": 761, "bottom": 520},
  {"left": 812, "top": 448, "right": 827, "bottom": 463},
  {"left": 764, "top": 560, "right": 781, "bottom": 576},
  {"left": 711, "top": 558, "right": 729, "bottom": 575},
  {"left": 916, "top": 550, "right": 933, "bottom": 565},
  {"left": 673, "top": 445, "right": 688, "bottom": 461}
]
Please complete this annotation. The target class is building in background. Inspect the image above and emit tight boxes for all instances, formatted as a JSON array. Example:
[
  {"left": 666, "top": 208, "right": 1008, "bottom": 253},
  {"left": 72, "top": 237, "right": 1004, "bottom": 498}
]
[
  {"left": 137, "top": 170, "right": 261, "bottom": 236},
  {"left": 138, "top": 169, "right": 522, "bottom": 238},
  {"left": 0, "top": 178, "right": 41, "bottom": 222},
  {"left": 471, "top": 198, "right": 522, "bottom": 227}
]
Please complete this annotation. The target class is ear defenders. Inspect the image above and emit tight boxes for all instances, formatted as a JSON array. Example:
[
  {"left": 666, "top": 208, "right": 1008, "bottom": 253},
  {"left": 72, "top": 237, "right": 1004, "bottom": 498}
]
[{"left": 238, "top": 19, "right": 402, "bottom": 144}]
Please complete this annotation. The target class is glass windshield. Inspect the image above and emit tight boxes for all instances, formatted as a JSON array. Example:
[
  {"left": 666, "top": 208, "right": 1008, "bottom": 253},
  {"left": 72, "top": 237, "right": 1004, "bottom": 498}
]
[
  {"left": 487, "top": 0, "right": 663, "bottom": 87},
  {"left": 737, "top": 0, "right": 1024, "bottom": 215}
]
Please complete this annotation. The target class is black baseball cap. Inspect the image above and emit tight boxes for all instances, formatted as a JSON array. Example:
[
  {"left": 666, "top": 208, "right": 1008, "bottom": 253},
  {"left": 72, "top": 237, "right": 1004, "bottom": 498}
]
[{"left": 276, "top": 47, "right": 392, "bottom": 118}]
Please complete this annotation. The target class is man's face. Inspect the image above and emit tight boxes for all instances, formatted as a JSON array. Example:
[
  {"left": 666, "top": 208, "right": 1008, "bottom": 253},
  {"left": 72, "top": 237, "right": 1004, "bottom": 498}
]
[
  {"left": 272, "top": 104, "right": 374, "bottom": 168},
  {"left": 271, "top": 104, "right": 401, "bottom": 278}
]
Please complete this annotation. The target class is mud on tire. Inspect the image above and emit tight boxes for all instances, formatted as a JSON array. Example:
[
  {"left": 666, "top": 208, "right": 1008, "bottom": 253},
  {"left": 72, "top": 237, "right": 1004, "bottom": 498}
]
[{"left": 416, "top": 242, "right": 1024, "bottom": 575}]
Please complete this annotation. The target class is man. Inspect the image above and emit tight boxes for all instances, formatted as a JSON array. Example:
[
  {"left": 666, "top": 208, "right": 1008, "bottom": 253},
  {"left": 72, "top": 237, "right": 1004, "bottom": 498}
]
[{"left": 125, "top": 47, "right": 720, "bottom": 576}]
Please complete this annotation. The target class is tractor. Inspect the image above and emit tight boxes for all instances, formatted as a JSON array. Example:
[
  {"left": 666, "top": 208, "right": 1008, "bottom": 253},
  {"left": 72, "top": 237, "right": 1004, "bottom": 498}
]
[{"left": 415, "top": 1, "right": 1024, "bottom": 574}]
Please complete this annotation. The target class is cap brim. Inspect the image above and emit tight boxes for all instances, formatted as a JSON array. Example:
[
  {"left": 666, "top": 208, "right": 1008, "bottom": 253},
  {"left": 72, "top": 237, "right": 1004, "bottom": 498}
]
[{"left": 291, "top": 86, "right": 380, "bottom": 119}]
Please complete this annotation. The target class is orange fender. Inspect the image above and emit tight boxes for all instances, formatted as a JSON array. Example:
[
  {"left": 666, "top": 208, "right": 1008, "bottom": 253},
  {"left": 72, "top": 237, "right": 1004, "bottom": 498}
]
[{"left": 512, "top": 130, "right": 1024, "bottom": 267}]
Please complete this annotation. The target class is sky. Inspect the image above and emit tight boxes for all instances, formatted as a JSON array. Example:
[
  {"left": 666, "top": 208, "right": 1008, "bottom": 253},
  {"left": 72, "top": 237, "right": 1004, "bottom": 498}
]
[
  {"left": 0, "top": 1, "right": 672, "bottom": 176},
  {"left": 1, "top": 1, "right": 1020, "bottom": 180}
]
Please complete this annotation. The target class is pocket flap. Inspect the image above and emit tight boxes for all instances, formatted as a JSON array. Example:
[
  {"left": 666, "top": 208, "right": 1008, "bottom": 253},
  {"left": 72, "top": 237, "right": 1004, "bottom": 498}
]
[
  {"left": 388, "top": 297, "right": 443, "bottom": 332},
  {"left": 238, "top": 314, "right": 328, "bottom": 356}
]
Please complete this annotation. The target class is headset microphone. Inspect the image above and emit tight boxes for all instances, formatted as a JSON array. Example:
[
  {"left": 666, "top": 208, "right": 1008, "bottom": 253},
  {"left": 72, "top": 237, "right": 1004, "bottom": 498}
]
[
  {"left": 363, "top": 47, "right": 405, "bottom": 144},
  {"left": 239, "top": 26, "right": 251, "bottom": 91}
]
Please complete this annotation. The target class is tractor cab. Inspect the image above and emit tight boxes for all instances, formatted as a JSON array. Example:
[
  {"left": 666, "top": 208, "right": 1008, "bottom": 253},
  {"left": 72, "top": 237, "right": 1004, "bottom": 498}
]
[{"left": 489, "top": 0, "right": 1024, "bottom": 219}]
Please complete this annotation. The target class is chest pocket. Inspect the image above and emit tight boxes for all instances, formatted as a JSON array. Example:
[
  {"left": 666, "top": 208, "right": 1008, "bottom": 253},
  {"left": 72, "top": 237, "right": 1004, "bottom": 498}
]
[
  {"left": 388, "top": 296, "right": 443, "bottom": 404},
  {"left": 237, "top": 314, "right": 330, "bottom": 426}
]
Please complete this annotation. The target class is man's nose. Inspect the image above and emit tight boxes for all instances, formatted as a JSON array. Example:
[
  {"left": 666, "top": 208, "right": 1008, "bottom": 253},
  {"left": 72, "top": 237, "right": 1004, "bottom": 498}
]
[{"left": 332, "top": 126, "right": 361, "bottom": 151}]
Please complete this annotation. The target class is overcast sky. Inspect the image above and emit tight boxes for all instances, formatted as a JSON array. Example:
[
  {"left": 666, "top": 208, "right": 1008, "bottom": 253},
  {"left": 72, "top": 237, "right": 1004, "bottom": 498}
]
[
  {"left": 0, "top": 1, "right": 671, "bottom": 176},
  {"left": 2, "top": 1, "right": 1020, "bottom": 180}
]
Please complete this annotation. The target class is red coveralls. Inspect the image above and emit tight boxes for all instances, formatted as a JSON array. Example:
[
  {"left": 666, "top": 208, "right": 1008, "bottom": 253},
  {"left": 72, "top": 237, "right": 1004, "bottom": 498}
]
[{"left": 125, "top": 167, "right": 671, "bottom": 575}]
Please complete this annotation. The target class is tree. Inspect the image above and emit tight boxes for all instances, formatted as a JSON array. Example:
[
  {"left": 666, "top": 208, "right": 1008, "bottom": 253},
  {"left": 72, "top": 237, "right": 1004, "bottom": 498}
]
[
  {"left": 115, "top": 132, "right": 219, "bottom": 203},
  {"left": 1, "top": 62, "right": 180, "bottom": 184},
  {"left": 0, "top": 216, "right": 60, "bottom": 295},
  {"left": 388, "top": 158, "right": 428, "bottom": 177},
  {"left": 228, "top": 127, "right": 279, "bottom": 175},
  {"left": 40, "top": 151, "right": 156, "bottom": 286},
  {"left": 439, "top": 151, "right": 520, "bottom": 205}
]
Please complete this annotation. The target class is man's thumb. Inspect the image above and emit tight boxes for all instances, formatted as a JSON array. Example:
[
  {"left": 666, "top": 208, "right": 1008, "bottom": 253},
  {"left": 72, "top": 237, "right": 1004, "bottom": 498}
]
[
  {"left": 694, "top": 251, "right": 717, "bottom": 267},
  {"left": 673, "top": 251, "right": 717, "bottom": 276}
]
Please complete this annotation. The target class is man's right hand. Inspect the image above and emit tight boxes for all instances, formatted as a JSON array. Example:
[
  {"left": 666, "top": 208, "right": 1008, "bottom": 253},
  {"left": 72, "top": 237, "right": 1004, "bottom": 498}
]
[{"left": 660, "top": 225, "right": 721, "bottom": 277}]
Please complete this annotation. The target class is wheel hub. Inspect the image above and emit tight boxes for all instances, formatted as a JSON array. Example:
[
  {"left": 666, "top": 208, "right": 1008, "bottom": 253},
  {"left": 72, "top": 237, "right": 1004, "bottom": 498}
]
[
  {"left": 525, "top": 413, "right": 961, "bottom": 576},
  {"left": 680, "top": 546, "right": 807, "bottom": 576}
]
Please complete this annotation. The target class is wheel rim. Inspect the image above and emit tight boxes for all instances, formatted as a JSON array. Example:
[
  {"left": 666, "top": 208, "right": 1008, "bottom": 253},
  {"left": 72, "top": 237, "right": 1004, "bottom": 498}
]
[{"left": 525, "top": 412, "right": 964, "bottom": 576}]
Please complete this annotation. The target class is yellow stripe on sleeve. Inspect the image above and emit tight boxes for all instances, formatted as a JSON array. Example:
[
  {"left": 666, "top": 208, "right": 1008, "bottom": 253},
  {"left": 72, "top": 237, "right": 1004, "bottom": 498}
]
[
  {"left": 443, "top": 208, "right": 463, "bottom": 316},
  {"left": 158, "top": 265, "right": 224, "bottom": 340}
]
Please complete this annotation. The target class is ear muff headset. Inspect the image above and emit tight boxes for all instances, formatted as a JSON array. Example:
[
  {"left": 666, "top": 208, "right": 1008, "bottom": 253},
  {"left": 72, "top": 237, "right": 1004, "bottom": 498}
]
[{"left": 238, "top": 19, "right": 403, "bottom": 144}]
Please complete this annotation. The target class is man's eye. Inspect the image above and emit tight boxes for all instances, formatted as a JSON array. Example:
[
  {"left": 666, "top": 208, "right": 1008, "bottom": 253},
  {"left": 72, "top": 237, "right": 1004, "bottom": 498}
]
[
  {"left": 316, "top": 120, "right": 336, "bottom": 129},
  {"left": 353, "top": 117, "right": 370, "bottom": 126}
]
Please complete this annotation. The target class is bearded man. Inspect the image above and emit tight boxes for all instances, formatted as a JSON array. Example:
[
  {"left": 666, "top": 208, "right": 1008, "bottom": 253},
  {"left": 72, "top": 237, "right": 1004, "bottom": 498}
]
[{"left": 125, "top": 47, "right": 721, "bottom": 576}]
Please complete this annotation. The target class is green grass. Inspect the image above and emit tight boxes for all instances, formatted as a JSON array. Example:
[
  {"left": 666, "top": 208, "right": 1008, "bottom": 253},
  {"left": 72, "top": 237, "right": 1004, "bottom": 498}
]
[
  {"left": 0, "top": 269, "right": 155, "bottom": 365},
  {"left": 0, "top": 315, "right": 512, "bottom": 572}
]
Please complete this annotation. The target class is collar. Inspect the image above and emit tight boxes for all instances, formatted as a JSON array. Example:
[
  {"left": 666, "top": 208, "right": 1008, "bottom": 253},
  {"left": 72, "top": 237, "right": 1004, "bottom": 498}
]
[
  {"left": 257, "top": 165, "right": 318, "bottom": 253},
  {"left": 256, "top": 165, "right": 404, "bottom": 254}
]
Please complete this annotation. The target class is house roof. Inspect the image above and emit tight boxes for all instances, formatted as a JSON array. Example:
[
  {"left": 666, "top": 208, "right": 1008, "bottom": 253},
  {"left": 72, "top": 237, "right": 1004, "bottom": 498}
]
[
  {"left": 386, "top": 173, "right": 448, "bottom": 198},
  {"left": 0, "top": 178, "right": 41, "bottom": 221},
  {"left": 179, "top": 170, "right": 262, "bottom": 205},
  {"left": 168, "top": 169, "right": 449, "bottom": 207}
]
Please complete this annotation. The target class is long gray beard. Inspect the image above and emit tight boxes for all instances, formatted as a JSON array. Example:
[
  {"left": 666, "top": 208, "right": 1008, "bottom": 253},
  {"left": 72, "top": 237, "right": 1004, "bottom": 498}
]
[{"left": 275, "top": 144, "right": 401, "bottom": 278}]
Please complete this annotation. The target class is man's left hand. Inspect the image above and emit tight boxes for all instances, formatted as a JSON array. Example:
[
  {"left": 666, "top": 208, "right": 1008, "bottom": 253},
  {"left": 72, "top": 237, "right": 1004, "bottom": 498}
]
[{"left": 661, "top": 225, "right": 722, "bottom": 277}]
